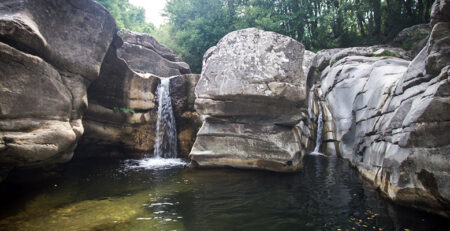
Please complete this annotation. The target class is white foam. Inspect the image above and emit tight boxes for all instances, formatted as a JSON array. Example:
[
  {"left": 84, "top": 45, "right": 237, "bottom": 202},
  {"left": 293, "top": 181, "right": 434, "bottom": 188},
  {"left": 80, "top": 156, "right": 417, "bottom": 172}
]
[
  {"left": 308, "top": 151, "right": 328, "bottom": 157},
  {"left": 124, "top": 158, "right": 187, "bottom": 170}
]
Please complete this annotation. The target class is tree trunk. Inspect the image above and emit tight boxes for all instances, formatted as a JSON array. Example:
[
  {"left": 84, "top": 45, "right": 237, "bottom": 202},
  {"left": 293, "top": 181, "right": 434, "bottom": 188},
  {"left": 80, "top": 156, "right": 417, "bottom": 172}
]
[
  {"left": 372, "top": 0, "right": 381, "bottom": 35},
  {"left": 355, "top": 0, "right": 366, "bottom": 36},
  {"left": 425, "top": 0, "right": 433, "bottom": 22}
]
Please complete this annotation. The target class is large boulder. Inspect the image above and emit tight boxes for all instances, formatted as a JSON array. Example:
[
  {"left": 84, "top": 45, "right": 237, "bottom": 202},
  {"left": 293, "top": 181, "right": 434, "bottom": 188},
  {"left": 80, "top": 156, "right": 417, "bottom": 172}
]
[
  {"left": 309, "top": 1, "right": 450, "bottom": 216},
  {"left": 117, "top": 29, "right": 190, "bottom": 76},
  {"left": 0, "top": 0, "right": 116, "bottom": 180},
  {"left": 76, "top": 36, "right": 159, "bottom": 158},
  {"left": 392, "top": 24, "right": 431, "bottom": 58},
  {"left": 195, "top": 28, "right": 307, "bottom": 125},
  {"left": 77, "top": 34, "right": 199, "bottom": 158},
  {"left": 190, "top": 28, "right": 309, "bottom": 172}
]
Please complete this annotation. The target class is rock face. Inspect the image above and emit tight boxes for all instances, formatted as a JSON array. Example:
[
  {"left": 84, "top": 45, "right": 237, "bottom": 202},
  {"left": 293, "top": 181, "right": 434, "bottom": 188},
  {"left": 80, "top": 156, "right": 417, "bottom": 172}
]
[
  {"left": 392, "top": 24, "right": 431, "bottom": 58},
  {"left": 117, "top": 29, "right": 191, "bottom": 76},
  {"left": 169, "top": 74, "right": 202, "bottom": 158},
  {"left": 190, "top": 28, "right": 309, "bottom": 172},
  {"left": 308, "top": 1, "right": 450, "bottom": 216},
  {"left": 77, "top": 31, "right": 199, "bottom": 158},
  {"left": 0, "top": 0, "right": 116, "bottom": 180}
]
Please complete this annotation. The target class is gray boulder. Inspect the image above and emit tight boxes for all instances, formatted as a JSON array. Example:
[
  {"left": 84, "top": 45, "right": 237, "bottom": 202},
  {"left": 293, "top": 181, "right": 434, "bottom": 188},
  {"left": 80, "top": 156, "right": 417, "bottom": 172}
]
[
  {"left": 0, "top": 0, "right": 116, "bottom": 180},
  {"left": 190, "top": 28, "right": 308, "bottom": 172},
  {"left": 430, "top": 0, "right": 450, "bottom": 26}
]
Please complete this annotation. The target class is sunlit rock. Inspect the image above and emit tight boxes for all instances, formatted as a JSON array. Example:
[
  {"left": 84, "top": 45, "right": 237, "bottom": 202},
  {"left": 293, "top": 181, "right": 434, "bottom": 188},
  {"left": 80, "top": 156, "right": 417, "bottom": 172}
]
[
  {"left": 190, "top": 28, "right": 309, "bottom": 171},
  {"left": 308, "top": 0, "right": 450, "bottom": 216}
]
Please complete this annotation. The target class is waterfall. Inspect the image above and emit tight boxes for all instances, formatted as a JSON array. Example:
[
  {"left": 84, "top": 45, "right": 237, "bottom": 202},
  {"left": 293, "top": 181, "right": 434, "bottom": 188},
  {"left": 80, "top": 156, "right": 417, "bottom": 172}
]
[
  {"left": 312, "top": 101, "right": 324, "bottom": 154},
  {"left": 154, "top": 78, "right": 177, "bottom": 158}
]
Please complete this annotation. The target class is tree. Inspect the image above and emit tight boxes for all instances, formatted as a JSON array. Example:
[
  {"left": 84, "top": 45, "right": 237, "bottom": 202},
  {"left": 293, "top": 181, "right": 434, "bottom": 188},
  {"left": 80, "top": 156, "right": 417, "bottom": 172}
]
[
  {"left": 159, "top": 0, "right": 432, "bottom": 73},
  {"left": 96, "top": 0, "right": 155, "bottom": 33}
]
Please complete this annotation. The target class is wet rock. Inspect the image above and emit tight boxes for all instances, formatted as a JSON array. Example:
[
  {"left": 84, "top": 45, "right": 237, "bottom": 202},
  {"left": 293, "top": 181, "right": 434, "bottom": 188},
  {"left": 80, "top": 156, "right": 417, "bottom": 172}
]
[
  {"left": 190, "top": 28, "right": 307, "bottom": 171},
  {"left": 169, "top": 75, "right": 202, "bottom": 158},
  {"left": 191, "top": 119, "right": 303, "bottom": 172},
  {"left": 76, "top": 35, "right": 160, "bottom": 158},
  {"left": 78, "top": 35, "right": 199, "bottom": 158}
]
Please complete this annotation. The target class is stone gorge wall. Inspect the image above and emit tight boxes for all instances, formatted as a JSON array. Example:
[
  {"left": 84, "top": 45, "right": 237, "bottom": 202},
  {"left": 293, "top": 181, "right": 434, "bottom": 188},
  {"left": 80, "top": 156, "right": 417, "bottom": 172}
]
[
  {"left": 0, "top": 0, "right": 116, "bottom": 181},
  {"left": 0, "top": 0, "right": 448, "bottom": 218},
  {"left": 0, "top": 0, "right": 199, "bottom": 181},
  {"left": 77, "top": 29, "right": 200, "bottom": 158},
  {"left": 307, "top": 0, "right": 450, "bottom": 217},
  {"left": 189, "top": 28, "right": 312, "bottom": 172}
]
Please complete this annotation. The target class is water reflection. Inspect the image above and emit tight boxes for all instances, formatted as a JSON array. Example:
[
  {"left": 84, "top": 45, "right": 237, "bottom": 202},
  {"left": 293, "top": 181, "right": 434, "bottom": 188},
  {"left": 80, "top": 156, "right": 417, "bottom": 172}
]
[{"left": 0, "top": 156, "right": 448, "bottom": 231}]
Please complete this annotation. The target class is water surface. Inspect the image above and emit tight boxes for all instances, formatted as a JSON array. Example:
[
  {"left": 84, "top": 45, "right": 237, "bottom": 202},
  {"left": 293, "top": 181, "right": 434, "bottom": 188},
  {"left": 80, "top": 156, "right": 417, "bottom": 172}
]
[{"left": 0, "top": 155, "right": 448, "bottom": 231}]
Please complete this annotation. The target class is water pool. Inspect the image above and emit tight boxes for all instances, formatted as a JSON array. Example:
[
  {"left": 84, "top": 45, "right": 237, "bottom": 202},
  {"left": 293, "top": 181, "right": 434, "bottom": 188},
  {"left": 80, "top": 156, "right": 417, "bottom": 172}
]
[{"left": 0, "top": 155, "right": 448, "bottom": 231}]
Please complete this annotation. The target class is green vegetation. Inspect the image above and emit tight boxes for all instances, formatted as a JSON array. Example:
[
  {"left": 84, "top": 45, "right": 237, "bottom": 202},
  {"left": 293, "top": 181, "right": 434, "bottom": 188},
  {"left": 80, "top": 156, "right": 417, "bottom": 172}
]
[
  {"left": 96, "top": 0, "right": 155, "bottom": 33},
  {"left": 401, "top": 28, "right": 429, "bottom": 50},
  {"left": 372, "top": 50, "right": 398, "bottom": 58},
  {"left": 162, "top": 0, "right": 433, "bottom": 73},
  {"left": 113, "top": 107, "right": 135, "bottom": 114},
  {"left": 98, "top": 0, "right": 433, "bottom": 73}
]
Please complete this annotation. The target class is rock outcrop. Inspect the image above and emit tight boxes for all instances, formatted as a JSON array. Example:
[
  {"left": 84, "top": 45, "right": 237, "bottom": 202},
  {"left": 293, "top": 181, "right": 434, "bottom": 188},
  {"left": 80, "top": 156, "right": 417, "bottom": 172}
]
[
  {"left": 0, "top": 0, "right": 116, "bottom": 180},
  {"left": 308, "top": 0, "right": 450, "bottom": 216},
  {"left": 392, "top": 24, "right": 431, "bottom": 58},
  {"left": 117, "top": 29, "right": 191, "bottom": 76},
  {"left": 190, "top": 28, "right": 309, "bottom": 172},
  {"left": 77, "top": 31, "right": 199, "bottom": 158}
]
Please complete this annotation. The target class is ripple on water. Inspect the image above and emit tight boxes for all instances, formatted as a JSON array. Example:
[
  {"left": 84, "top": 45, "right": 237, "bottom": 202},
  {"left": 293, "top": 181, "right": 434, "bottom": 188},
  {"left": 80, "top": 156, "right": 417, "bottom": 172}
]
[{"left": 124, "top": 158, "right": 188, "bottom": 170}]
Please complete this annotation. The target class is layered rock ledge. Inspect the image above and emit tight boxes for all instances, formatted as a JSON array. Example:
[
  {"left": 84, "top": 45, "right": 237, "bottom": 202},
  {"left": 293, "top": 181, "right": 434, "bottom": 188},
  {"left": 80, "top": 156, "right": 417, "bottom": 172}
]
[
  {"left": 0, "top": 0, "right": 116, "bottom": 181},
  {"left": 307, "top": 0, "right": 450, "bottom": 216},
  {"left": 77, "top": 30, "right": 200, "bottom": 158},
  {"left": 190, "top": 28, "right": 310, "bottom": 172}
]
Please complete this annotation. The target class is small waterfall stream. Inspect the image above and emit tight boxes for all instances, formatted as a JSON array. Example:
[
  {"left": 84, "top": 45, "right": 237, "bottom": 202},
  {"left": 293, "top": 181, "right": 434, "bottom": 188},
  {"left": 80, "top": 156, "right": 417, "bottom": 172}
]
[
  {"left": 154, "top": 78, "right": 178, "bottom": 158},
  {"left": 127, "top": 77, "right": 185, "bottom": 169},
  {"left": 310, "top": 101, "right": 325, "bottom": 156}
]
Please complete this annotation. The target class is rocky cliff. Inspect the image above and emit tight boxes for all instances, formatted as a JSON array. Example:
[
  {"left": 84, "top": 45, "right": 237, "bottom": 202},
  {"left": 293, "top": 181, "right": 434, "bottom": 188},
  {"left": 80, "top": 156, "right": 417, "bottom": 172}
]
[
  {"left": 190, "top": 28, "right": 311, "bottom": 172},
  {"left": 307, "top": 0, "right": 450, "bottom": 217},
  {"left": 0, "top": 0, "right": 116, "bottom": 181},
  {"left": 77, "top": 29, "right": 200, "bottom": 158},
  {"left": 0, "top": 1, "right": 199, "bottom": 182}
]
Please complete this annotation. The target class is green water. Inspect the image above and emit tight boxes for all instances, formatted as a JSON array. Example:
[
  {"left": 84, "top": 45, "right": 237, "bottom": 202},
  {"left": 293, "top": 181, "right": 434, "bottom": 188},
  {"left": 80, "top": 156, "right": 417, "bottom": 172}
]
[{"left": 0, "top": 155, "right": 448, "bottom": 231}]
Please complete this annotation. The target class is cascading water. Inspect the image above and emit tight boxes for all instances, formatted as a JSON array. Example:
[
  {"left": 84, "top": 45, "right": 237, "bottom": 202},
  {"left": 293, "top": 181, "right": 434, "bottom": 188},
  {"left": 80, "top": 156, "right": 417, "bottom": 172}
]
[
  {"left": 154, "top": 78, "right": 178, "bottom": 158},
  {"left": 310, "top": 101, "right": 325, "bottom": 156},
  {"left": 126, "top": 77, "right": 186, "bottom": 169}
]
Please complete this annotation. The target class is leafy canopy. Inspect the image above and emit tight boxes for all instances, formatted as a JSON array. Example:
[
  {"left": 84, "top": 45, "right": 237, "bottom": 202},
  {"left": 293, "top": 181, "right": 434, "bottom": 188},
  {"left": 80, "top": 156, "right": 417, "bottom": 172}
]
[
  {"left": 162, "top": 0, "right": 432, "bottom": 73},
  {"left": 97, "top": 0, "right": 433, "bottom": 74},
  {"left": 96, "top": 0, "right": 155, "bottom": 33}
]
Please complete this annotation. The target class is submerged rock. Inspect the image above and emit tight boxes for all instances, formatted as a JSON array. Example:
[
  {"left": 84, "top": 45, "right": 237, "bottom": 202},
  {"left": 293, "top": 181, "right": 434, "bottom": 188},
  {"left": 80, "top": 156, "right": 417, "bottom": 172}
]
[
  {"left": 309, "top": 0, "right": 450, "bottom": 217},
  {"left": 190, "top": 28, "right": 309, "bottom": 171},
  {"left": 0, "top": 0, "right": 116, "bottom": 179}
]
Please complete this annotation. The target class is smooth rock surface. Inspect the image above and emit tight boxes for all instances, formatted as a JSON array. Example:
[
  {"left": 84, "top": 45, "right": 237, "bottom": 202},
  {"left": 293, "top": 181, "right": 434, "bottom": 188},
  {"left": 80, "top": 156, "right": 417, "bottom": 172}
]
[
  {"left": 0, "top": 0, "right": 116, "bottom": 179},
  {"left": 78, "top": 34, "right": 199, "bottom": 158},
  {"left": 77, "top": 34, "right": 159, "bottom": 158},
  {"left": 190, "top": 28, "right": 307, "bottom": 171},
  {"left": 195, "top": 28, "right": 306, "bottom": 125},
  {"left": 117, "top": 29, "right": 190, "bottom": 76},
  {"left": 309, "top": 3, "right": 450, "bottom": 216}
]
